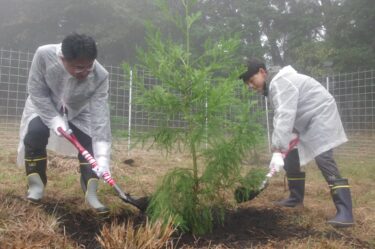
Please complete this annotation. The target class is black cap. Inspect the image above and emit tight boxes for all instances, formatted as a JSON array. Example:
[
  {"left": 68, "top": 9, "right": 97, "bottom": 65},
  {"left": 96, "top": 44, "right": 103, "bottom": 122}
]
[{"left": 239, "top": 58, "right": 267, "bottom": 82}]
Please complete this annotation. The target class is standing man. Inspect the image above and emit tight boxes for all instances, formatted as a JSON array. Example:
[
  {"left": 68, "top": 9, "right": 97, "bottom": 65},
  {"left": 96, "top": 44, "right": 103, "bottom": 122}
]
[
  {"left": 17, "top": 33, "right": 111, "bottom": 214},
  {"left": 239, "top": 58, "right": 354, "bottom": 227}
]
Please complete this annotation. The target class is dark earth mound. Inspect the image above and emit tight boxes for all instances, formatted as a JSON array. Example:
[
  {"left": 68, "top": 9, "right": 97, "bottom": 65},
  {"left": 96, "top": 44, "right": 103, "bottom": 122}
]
[{"left": 37, "top": 197, "right": 370, "bottom": 249}]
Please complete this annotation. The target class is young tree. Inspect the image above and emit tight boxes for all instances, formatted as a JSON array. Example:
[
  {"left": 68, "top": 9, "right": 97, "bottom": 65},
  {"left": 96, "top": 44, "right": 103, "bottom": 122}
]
[{"left": 126, "top": 0, "right": 264, "bottom": 235}]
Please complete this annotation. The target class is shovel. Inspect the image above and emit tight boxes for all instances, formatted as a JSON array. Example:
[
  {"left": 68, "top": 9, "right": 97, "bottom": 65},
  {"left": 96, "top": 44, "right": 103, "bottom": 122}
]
[
  {"left": 57, "top": 127, "right": 149, "bottom": 212},
  {"left": 235, "top": 137, "right": 299, "bottom": 203}
]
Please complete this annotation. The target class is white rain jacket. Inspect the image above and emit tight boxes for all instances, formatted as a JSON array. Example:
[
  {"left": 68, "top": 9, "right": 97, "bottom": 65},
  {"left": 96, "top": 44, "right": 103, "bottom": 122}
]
[
  {"left": 268, "top": 66, "right": 347, "bottom": 165},
  {"left": 17, "top": 44, "right": 111, "bottom": 167}
]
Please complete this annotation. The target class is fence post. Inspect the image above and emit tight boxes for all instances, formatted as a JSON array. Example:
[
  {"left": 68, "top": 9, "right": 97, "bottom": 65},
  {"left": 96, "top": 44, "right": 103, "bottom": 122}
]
[
  {"left": 127, "top": 69, "right": 133, "bottom": 156},
  {"left": 205, "top": 81, "right": 208, "bottom": 149},
  {"left": 326, "top": 76, "right": 330, "bottom": 92}
]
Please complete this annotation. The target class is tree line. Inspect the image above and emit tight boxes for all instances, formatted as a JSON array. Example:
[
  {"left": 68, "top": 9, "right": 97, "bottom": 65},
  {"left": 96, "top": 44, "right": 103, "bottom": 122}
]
[{"left": 0, "top": 0, "right": 374, "bottom": 75}]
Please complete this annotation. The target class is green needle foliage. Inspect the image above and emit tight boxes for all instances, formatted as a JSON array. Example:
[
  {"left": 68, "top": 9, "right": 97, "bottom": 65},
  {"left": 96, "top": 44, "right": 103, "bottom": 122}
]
[{"left": 124, "top": 0, "right": 264, "bottom": 235}]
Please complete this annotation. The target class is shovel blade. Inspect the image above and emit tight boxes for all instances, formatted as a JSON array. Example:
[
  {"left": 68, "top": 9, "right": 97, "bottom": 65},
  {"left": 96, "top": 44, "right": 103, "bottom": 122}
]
[
  {"left": 234, "top": 178, "right": 269, "bottom": 203},
  {"left": 121, "top": 195, "right": 150, "bottom": 212},
  {"left": 234, "top": 187, "right": 262, "bottom": 203},
  {"left": 113, "top": 184, "right": 149, "bottom": 212}
]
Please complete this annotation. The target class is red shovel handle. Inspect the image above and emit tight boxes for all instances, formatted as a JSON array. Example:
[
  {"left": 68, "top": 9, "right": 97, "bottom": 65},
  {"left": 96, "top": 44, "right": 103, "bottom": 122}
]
[
  {"left": 57, "top": 127, "right": 115, "bottom": 186},
  {"left": 288, "top": 137, "right": 299, "bottom": 152},
  {"left": 57, "top": 127, "right": 149, "bottom": 211}
]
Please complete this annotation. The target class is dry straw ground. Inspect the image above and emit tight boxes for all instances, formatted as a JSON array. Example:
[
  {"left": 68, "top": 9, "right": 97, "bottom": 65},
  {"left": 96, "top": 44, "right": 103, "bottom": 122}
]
[{"left": 0, "top": 141, "right": 374, "bottom": 249}]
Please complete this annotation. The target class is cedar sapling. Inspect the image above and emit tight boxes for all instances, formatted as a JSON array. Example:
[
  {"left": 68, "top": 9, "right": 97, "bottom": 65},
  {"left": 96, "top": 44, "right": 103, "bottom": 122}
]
[{"left": 124, "top": 0, "right": 265, "bottom": 235}]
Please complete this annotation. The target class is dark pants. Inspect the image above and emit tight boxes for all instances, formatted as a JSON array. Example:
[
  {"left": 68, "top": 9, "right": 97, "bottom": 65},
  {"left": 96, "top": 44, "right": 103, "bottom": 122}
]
[
  {"left": 284, "top": 148, "right": 341, "bottom": 183},
  {"left": 23, "top": 116, "right": 93, "bottom": 163}
]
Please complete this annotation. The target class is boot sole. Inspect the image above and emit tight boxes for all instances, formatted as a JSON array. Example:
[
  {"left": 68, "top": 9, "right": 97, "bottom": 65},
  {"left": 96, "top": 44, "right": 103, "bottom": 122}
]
[
  {"left": 327, "top": 221, "right": 354, "bottom": 228},
  {"left": 95, "top": 207, "right": 110, "bottom": 215},
  {"left": 26, "top": 197, "right": 42, "bottom": 204},
  {"left": 273, "top": 201, "right": 303, "bottom": 208}
]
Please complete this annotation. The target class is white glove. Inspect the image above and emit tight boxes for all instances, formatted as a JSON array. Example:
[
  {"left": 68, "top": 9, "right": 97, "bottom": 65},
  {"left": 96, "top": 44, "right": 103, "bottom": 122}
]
[
  {"left": 269, "top": 152, "right": 285, "bottom": 173},
  {"left": 93, "top": 141, "right": 111, "bottom": 180},
  {"left": 50, "top": 115, "right": 68, "bottom": 136}
]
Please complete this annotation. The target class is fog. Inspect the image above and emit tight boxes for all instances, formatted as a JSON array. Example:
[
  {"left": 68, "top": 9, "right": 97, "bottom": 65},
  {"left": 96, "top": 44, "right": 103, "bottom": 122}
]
[{"left": 0, "top": 0, "right": 373, "bottom": 72}]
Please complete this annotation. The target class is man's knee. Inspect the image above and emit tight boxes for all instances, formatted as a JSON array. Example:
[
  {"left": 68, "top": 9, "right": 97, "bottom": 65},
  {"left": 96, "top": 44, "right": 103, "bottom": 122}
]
[
  {"left": 315, "top": 150, "right": 341, "bottom": 182},
  {"left": 284, "top": 149, "right": 301, "bottom": 174},
  {"left": 24, "top": 117, "right": 49, "bottom": 153}
]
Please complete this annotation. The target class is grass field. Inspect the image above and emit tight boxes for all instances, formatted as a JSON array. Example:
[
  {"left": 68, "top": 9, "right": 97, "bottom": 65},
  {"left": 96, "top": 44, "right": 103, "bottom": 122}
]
[{"left": 0, "top": 143, "right": 374, "bottom": 248}]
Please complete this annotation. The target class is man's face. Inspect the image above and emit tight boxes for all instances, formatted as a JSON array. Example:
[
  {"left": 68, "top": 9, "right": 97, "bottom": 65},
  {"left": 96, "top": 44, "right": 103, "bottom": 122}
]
[
  {"left": 61, "top": 57, "right": 95, "bottom": 81},
  {"left": 245, "top": 68, "right": 267, "bottom": 93}
]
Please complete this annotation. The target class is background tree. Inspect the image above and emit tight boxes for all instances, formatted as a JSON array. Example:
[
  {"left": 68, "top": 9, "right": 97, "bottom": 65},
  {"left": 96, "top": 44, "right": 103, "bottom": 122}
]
[
  {"left": 127, "top": 0, "right": 264, "bottom": 235},
  {"left": 1, "top": 0, "right": 373, "bottom": 71},
  {"left": 194, "top": 0, "right": 265, "bottom": 61},
  {"left": 320, "top": 0, "right": 375, "bottom": 72},
  {"left": 197, "top": 0, "right": 374, "bottom": 74},
  {"left": 0, "top": 0, "right": 158, "bottom": 64}
]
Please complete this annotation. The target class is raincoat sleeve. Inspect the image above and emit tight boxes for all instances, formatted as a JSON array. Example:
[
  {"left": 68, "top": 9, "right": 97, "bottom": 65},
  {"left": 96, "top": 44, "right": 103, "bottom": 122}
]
[
  {"left": 27, "top": 48, "right": 60, "bottom": 127},
  {"left": 90, "top": 74, "right": 111, "bottom": 143},
  {"left": 90, "top": 74, "right": 112, "bottom": 169},
  {"left": 270, "top": 77, "right": 299, "bottom": 152}
]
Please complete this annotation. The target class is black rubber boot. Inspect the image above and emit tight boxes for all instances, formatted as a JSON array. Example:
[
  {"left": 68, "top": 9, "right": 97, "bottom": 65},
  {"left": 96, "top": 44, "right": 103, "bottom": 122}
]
[
  {"left": 327, "top": 178, "right": 354, "bottom": 227},
  {"left": 274, "top": 172, "right": 305, "bottom": 207},
  {"left": 80, "top": 164, "right": 110, "bottom": 214},
  {"left": 25, "top": 157, "right": 47, "bottom": 203}
]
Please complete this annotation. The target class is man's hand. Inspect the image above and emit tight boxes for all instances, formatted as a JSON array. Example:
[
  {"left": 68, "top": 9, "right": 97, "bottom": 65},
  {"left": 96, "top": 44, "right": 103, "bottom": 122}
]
[
  {"left": 50, "top": 115, "right": 68, "bottom": 136},
  {"left": 94, "top": 157, "right": 111, "bottom": 180},
  {"left": 269, "top": 152, "right": 285, "bottom": 172},
  {"left": 93, "top": 141, "right": 111, "bottom": 180}
]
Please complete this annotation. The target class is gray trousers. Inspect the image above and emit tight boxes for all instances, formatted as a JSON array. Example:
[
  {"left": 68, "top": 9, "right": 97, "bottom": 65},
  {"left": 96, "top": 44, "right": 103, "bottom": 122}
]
[{"left": 284, "top": 149, "right": 341, "bottom": 183}]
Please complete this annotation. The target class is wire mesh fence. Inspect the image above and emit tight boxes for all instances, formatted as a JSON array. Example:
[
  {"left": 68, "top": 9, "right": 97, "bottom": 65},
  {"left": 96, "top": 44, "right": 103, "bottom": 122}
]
[{"left": 0, "top": 48, "right": 374, "bottom": 160}]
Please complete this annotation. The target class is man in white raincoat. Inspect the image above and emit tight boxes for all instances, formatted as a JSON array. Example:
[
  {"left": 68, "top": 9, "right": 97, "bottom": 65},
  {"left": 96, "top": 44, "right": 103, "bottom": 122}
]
[
  {"left": 239, "top": 58, "right": 354, "bottom": 227},
  {"left": 17, "top": 33, "right": 111, "bottom": 214}
]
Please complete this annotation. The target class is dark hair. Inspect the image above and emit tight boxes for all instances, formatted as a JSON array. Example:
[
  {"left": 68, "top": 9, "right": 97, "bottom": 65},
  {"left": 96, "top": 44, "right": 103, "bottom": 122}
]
[
  {"left": 61, "top": 33, "right": 97, "bottom": 61},
  {"left": 239, "top": 58, "right": 267, "bottom": 82}
]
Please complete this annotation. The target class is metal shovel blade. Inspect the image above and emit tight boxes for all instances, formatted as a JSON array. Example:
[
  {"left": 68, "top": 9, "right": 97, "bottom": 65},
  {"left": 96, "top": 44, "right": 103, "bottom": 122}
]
[
  {"left": 113, "top": 184, "right": 149, "bottom": 212},
  {"left": 234, "top": 137, "right": 299, "bottom": 203},
  {"left": 234, "top": 178, "right": 269, "bottom": 203}
]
